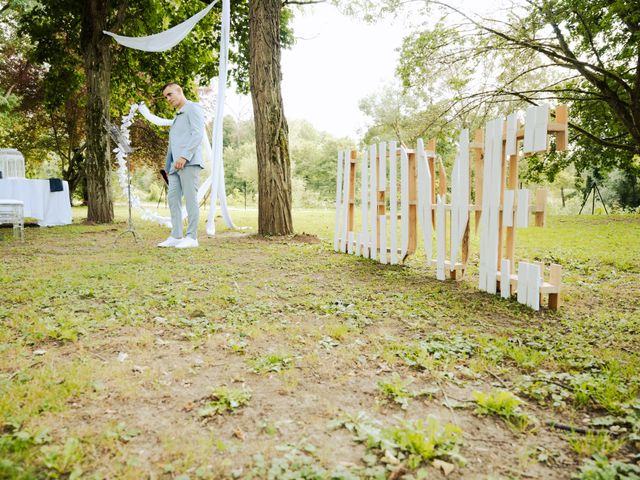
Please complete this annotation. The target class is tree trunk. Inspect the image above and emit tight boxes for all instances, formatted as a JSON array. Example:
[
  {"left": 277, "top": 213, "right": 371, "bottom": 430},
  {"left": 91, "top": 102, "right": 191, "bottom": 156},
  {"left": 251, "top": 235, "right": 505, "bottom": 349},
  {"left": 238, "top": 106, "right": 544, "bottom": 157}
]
[
  {"left": 81, "top": 0, "right": 114, "bottom": 223},
  {"left": 249, "top": 0, "right": 293, "bottom": 236}
]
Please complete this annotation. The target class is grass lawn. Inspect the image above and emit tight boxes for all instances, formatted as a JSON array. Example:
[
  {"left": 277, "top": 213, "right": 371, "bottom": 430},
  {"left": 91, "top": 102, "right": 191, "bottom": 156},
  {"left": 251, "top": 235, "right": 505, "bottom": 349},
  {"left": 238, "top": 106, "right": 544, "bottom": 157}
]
[{"left": 1, "top": 206, "right": 639, "bottom": 479}]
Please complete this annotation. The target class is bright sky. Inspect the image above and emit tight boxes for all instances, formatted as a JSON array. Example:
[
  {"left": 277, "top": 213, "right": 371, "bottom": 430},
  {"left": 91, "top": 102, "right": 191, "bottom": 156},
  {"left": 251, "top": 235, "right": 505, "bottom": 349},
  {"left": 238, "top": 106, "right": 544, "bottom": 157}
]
[
  {"left": 280, "top": 4, "right": 410, "bottom": 139},
  {"left": 227, "top": 1, "right": 508, "bottom": 140}
]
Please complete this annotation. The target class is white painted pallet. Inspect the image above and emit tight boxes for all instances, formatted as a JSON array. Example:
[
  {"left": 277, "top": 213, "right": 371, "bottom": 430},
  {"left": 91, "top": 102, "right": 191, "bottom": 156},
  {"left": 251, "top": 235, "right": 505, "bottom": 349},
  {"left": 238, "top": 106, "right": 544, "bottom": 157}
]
[
  {"left": 341, "top": 150, "right": 351, "bottom": 253},
  {"left": 436, "top": 194, "right": 445, "bottom": 280},
  {"left": 333, "top": 150, "right": 345, "bottom": 252},
  {"left": 369, "top": 144, "right": 377, "bottom": 261},
  {"left": 450, "top": 129, "right": 470, "bottom": 271},
  {"left": 503, "top": 189, "right": 515, "bottom": 228},
  {"left": 379, "top": 215, "right": 387, "bottom": 264},
  {"left": 400, "top": 146, "right": 409, "bottom": 260},
  {"left": 416, "top": 139, "right": 432, "bottom": 264},
  {"left": 501, "top": 259, "right": 511, "bottom": 298},
  {"left": 479, "top": 117, "right": 504, "bottom": 294},
  {"left": 506, "top": 112, "right": 518, "bottom": 157},
  {"left": 517, "top": 188, "right": 529, "bottom": 228},
  {"left": 524, "top": 104, "right": 550, "bottom": 154},
  {"left": 389, "top": 141, "right": 398, "bottom": 265},
  {"left": 359, "top": 148, "right": 368, "bottom": 257}
]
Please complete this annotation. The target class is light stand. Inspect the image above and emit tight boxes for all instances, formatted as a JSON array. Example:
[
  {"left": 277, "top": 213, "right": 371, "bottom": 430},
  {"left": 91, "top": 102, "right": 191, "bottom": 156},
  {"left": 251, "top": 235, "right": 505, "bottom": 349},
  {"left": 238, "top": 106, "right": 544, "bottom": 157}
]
[
  {"left": 104, "top": 119, "right": 140, "bottom": 243},
  {"left": 579, "top": 174, "right": 609, "bottom": 215}
]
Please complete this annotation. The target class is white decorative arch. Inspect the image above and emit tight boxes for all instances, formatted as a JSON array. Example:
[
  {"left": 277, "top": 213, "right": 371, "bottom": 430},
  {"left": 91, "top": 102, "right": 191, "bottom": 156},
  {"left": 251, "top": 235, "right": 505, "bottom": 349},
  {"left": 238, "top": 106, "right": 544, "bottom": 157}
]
[
  {"left": 105, "top": 0, "right": 234, "bottom": 235},
  {"left": 114, "top": 101, "right": 236, "bottom": 230}
]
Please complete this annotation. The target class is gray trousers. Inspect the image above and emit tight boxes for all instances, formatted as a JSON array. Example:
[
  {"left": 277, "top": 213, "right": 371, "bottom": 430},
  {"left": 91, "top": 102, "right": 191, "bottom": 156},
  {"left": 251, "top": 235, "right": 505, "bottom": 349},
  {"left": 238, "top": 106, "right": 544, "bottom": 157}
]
[{"left": 168, "top": 165, "right": 201, "bottom": 239}]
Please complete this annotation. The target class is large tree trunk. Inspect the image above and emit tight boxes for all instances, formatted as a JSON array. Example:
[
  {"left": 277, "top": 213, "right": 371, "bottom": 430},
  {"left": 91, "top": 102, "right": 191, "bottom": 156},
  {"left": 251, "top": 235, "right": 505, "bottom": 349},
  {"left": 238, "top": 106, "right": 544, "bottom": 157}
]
[
  {"left": 249, "top": 0, "right": 293, "bottom": 236},
  {"left": 81, "top": 0, "right": 114, "bottom": 223}
]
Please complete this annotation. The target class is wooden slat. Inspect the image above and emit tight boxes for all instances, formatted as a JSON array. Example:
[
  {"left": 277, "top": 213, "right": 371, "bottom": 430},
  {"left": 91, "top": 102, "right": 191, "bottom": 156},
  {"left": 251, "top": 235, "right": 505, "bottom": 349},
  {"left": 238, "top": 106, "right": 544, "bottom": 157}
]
[
  {"left": 389, "top": 141, "right": 398, "bottom": 265},
  {"left": 333, "top": 150, "right": 344, "bottom": 252}
]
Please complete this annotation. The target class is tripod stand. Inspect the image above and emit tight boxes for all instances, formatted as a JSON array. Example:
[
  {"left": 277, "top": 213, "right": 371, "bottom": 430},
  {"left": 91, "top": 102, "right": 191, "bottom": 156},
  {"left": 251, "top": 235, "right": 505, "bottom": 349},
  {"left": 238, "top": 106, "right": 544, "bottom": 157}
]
[
  {"left": 104, "top": 119, "right": 140, "bottom": 243},
  {"left": 579, "top": 178, "right": 609, "bottom": 215}
]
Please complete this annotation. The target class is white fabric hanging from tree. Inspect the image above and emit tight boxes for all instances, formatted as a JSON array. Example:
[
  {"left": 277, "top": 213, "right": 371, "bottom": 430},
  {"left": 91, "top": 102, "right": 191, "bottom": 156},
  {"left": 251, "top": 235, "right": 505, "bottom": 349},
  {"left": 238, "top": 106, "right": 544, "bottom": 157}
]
[
  {"left": 104, "top": 0, "right": 235, "bottom": 234},
  {"left": 103, "top": 1, "right": 219, "bottom": 52}
]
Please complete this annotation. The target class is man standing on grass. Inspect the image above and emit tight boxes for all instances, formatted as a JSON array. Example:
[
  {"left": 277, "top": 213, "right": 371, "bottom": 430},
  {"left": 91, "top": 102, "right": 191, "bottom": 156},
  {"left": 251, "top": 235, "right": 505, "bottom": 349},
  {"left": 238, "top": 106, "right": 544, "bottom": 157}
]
[{"left": 157, "top": 82, "right": 205, "bottom": 249}]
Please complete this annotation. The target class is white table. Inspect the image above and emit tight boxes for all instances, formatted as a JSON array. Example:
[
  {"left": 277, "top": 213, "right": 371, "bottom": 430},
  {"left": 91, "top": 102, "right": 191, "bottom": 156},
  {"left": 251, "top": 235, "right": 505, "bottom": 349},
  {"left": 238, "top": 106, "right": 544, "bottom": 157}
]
[{"left": 0, "top": 178, "right": 72, "bottom": 226}]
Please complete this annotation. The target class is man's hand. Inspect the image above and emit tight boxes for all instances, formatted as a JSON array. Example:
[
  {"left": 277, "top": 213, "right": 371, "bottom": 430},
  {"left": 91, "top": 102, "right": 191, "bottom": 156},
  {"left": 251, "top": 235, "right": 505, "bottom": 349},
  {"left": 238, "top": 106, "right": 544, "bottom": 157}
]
[{"left": 175, "top": 157, "right": 187, "bottom": 170}]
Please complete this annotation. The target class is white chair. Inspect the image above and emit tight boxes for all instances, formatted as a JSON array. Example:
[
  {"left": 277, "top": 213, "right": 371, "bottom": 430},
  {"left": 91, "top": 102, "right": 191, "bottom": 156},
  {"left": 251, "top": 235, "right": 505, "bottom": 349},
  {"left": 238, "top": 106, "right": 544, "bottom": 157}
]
[{"left": 0, "top": 199, "right": 24, "bottom": 240}]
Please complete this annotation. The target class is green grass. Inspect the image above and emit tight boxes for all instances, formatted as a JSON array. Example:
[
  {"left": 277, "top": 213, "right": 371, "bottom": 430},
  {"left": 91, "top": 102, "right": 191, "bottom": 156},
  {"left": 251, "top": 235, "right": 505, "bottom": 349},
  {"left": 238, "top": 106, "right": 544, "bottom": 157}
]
[{"left": 0, "top": 207, "right": 639, "bottom": 478}]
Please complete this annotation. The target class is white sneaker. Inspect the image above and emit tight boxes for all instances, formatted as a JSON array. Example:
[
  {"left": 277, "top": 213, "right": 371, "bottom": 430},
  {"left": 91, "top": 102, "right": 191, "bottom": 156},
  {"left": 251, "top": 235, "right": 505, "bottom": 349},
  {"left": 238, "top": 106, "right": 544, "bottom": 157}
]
[
  {"left": 175, "top": 237, "right": 199, "bottom": 249},
  {"left": 157, "top": 236, "right": 183, "bottom": 247}
]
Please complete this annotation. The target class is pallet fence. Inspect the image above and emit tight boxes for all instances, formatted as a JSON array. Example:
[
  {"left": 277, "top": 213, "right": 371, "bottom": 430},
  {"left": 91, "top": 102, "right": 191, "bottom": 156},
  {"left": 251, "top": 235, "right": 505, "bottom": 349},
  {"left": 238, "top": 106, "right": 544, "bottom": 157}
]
[{"left": 334, "top": 104, "right": 568, "bottom": 311}]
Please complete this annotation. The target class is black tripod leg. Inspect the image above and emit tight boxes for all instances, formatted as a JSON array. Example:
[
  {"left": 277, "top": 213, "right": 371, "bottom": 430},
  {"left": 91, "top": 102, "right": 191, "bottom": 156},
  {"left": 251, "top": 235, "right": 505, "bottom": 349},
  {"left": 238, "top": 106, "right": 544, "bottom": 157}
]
[
  {"left": 579, "top": 187, "right": 591, "bottom": 214},
  {"left": 594, "top": 184, "right": 609, "bottom": 214}
]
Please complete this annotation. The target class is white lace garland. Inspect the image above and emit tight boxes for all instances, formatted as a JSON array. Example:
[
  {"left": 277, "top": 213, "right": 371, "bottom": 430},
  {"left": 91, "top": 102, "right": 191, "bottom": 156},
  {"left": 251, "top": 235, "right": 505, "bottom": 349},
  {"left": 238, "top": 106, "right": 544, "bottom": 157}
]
[{"left": 115, "top": 103, "right": 174, "bottom": 227}]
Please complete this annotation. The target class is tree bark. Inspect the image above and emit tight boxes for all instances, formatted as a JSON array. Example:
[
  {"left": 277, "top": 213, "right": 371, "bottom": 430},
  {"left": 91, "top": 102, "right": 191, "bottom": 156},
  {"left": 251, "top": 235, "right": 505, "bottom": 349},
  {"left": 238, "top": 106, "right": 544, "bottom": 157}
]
[
  {"left": 249, "top": 0, "right": 293, "bottom": 236},
  {"left": 81, "top": 0, "right": 114, "bottom": 223}
]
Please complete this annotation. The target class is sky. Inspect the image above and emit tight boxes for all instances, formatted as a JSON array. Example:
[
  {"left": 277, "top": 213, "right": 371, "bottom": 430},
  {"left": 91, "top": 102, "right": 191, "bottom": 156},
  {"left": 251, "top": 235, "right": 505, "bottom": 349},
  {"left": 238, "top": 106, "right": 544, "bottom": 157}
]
[
  {"left": 226, "top": 4, "right": 412, "bottom": 140},
  {"left": 227, "top": 1, "right": 508, "bottom": 140},
  {"left": 280, "top": 4, "right": 411, "bottom": 139}
]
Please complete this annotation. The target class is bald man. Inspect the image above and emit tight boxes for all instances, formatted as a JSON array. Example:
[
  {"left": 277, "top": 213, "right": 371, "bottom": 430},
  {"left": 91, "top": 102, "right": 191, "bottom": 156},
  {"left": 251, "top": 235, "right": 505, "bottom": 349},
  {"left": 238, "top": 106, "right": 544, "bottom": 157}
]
[{"left": 157, "top": 83, "right": 204, "bottom": 249}]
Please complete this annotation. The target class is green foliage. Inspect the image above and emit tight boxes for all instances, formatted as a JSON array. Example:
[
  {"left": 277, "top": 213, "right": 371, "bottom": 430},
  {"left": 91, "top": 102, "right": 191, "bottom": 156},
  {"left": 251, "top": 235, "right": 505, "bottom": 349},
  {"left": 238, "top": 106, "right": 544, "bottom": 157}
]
[
  {"left": 377, "top": 374, "right": 413, "bottom": 409},
  {"left": 244, "top": 444, "right": 359, "bottom": 480},
  {"left": 249, "top": 353, "right": 293, "bottom": 374},
  {"left": 574, "top": 454, "right": 640, "bottom": 480},
  {"left": 222, "top": 117, "right": 354, "bottom": 207},
  {"left": 198, "top": 387, "right": 251, "bottom": 418},
  {"left": 473, "top": 389, "right": 533, "bottom": 431},
  {"left": 568, "top": 432, "right": 625, "bottom": 458},
  {"left": 331, "top": 413, "right": 464, "bottom": 470}
]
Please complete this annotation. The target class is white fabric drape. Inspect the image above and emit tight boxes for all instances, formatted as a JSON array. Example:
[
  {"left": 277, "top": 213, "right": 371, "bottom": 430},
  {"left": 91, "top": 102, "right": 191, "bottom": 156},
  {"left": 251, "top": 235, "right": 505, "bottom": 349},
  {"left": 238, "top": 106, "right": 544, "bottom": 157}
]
[
  {"left": 103, "top": 1, "right": 219, "bottom": 52},
  {"left": 207, "top": 0, "right": 236, "bottom": 235},
  {"left": 105, "top": 0, "right": 236, "bottom": 235}
]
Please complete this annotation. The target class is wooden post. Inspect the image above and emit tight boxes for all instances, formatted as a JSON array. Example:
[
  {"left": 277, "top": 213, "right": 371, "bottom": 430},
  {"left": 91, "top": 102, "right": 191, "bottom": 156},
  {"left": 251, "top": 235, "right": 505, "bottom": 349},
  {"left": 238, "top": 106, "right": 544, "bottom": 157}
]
[
  {"left": 408, "top": 150, "right": 417, "bottom": 255},
  {"left": 472, "top": 128, "right": 484, "bottom": 232},
  {"left": 428, "top": 149, "right": 436, "bottom": 228},
  {"left": 347, "top": 150, "right": 357, "bottom": 235},
  {"left": 535, "top": 189, "right": 547, "bottom": 227},
  {"left": 548, "top": 263, "right": 562, "bottom": 310}
]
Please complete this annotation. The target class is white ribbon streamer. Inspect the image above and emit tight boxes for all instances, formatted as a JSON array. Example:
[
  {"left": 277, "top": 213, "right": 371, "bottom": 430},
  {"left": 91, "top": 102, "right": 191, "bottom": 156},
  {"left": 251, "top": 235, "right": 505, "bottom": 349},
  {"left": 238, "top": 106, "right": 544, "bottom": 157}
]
[
  {"left": 103, "top": 1, "right": 219, "bottom": 52},
  {"left": 207, "top": 0, "right": 236, "bottom": 235}
]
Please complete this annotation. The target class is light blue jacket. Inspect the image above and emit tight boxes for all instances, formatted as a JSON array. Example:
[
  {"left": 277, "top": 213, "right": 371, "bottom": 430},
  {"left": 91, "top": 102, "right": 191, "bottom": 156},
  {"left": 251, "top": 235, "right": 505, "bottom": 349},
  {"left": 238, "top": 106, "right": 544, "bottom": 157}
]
[{"left": 164, "top": 100, "right": 205, "bottom": 174}]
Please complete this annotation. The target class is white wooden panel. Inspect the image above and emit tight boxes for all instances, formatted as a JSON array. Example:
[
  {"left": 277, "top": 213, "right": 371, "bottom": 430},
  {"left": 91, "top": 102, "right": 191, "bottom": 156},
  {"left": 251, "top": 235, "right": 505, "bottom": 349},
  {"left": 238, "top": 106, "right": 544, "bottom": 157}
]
[
  {"left": 378, "top": 142, "right": 386, "bottom": 192},
  {"left": 517, "top": 262, "right": 528, "bottom": 305},
  {"left": 517, "top": 188, "right": 529, "bottom": 228},
  {"left": 523, "top": 106, "right": 536, "bottom": 153},
  {"left": 347, "top": 231, "right": 354, "bottom": 255},
  {"left": 389, "top": 141, "right": 398, "bottom": 265},
  {"left": 503, "top": 189, "right": 514, "bottom": 227},
  {"left": 527, "top": 262, "right": 540, "bottom": 310},
  {"left": 534, "top": 104, "right": 549, "bottom": 152},
  {"left": 436, "top": 194, "right": 445, "bottom": 281},
  {"left": 506, "top": 112, "right": 518, "bottom": 156},
  {"left": 360, "top": 149, "right": 368, "bottom": 258},
  {"left": 379, "top": 215, "right": 387, "bottom": 264},
  {"left": 501, "top": 259, "right": 511, "bottom": 299},
  {"left": 369, "top": 144, "right": 377, "bottom": 261},
  {"left": 400, "top": 147, "right": 409, "bottom": 259},
  {"left": 416, "top": 139, "right": 433, "bottom": 264},
  {"left": 341, "top": 150, "right": 351, "bottom": 253},
  {"left": 479, "top": 117, "right": 503, "bottom": 293},
  {"left": 333, "top": 150, "right": 344, "bottom": 252},
  {"left": 450, "top": 129, "right": 470, "bottom": 270}
]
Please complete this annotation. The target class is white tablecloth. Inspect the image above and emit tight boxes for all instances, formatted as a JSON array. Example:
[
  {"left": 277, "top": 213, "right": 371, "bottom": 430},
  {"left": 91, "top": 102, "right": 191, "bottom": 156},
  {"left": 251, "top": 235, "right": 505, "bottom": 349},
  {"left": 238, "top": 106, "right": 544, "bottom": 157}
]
[{"left": 0, "top": 178, "right": 72, "bottom": 226}]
